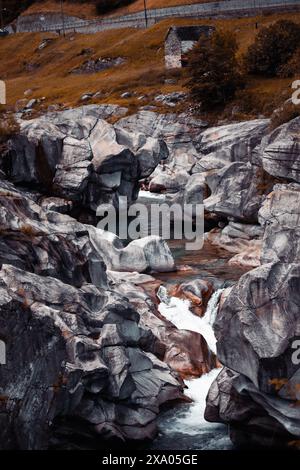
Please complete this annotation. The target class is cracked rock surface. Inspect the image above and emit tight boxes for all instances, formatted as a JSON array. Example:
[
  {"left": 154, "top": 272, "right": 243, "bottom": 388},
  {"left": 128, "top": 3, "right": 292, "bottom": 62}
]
[
  {"left": 0, "top": 264, "right": 184, "bottom": 449},
  {"left": 3, "top": 106, "right": 168, "bottom": 214}
]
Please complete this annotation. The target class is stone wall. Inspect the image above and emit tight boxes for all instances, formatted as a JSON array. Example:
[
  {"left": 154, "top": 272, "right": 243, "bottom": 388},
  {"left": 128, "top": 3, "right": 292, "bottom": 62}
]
[
  {"left": 15, "top": 13, "right": 86, "bottom": 33},
  {"left": 165, "top": 29, "right": 182, "bottom": 69}
]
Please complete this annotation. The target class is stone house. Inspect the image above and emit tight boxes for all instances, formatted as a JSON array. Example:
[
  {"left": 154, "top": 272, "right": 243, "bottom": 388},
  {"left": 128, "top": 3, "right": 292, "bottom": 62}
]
[{"left": 165, "top": 25, "right": 215, "bottom": 69}]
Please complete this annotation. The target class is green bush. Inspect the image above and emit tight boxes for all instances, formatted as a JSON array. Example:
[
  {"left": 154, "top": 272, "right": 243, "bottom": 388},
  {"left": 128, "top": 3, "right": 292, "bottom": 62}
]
[
  {"left": 244, "top": 20, "right": 300, "bottom": 77},
  {"left": 186, "top": 30, "right": 244, "bottom": 111}
]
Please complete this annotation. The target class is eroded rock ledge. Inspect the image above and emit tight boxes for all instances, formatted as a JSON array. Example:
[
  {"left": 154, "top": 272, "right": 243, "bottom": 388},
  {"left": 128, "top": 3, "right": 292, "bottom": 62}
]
[
  {"left": 3, "top": 106, "right": 168, "bottom": 216},
  {"left": 205, "top": 185, "right": 300, "bottom": 448},
  {"left": 0, "top": 176, "right": 188, "bottom": 449},
  {"left": 0, "top": 264, "right": 185, "bottom": 449}
]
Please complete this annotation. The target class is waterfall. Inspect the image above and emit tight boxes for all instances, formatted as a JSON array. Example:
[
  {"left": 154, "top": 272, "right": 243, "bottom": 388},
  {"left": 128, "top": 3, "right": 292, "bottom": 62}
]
[
  {"left": 157, "top": 286, "right": 225, "bottom": 354},
  {"left": 173, "top": 369, "right": 222, "bottom": 434},
  {"left": 155, "top": 286, "right": 230, "bottom": 447},
  {"left": 203, "top": 288, "right": 225, "bottom": 327}
]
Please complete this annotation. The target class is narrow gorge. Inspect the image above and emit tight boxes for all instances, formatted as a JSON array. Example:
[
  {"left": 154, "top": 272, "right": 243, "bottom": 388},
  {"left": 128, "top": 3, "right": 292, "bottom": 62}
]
[{"left": 0, "top": 103, "right": 299, "bottom": 450}]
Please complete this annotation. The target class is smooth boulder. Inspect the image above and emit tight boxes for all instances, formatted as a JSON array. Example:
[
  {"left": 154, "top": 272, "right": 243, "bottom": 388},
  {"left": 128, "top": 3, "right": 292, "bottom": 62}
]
[
  {"left": 206, "top": 262, "right": 300, "bottom": 444},
  {"left": 259, "top": 183, "right": 300, "bottom": 264},
  {"left": 260, "top": 117, "right": 300, "bottom": 182}
]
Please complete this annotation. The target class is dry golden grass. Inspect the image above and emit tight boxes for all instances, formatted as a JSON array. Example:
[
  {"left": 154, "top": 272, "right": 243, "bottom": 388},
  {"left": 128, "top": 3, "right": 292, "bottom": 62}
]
[
  {"left": 104, "top": 0, "right": 221, "bottom": 16},
  {"left": 24, "top": 0, "right": 97, "bottom": 19},
  {"left": 0, "top": 11, "right": 299, "bottom": 118}
]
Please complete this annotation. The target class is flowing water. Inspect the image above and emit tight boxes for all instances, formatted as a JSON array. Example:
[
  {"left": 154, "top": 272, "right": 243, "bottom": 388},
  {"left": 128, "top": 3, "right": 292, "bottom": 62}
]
[
  {"left": 157, "top": 286, "right": 225, "bottom": 354},
  {"left": 150, "top": 370, "right": 232, "bottom": 450},
  {"left": 149, "top": 287, "right": 233, "bottom": 450},
  {"left": 138, "top": 191, "right": 249, "bottom": 450}
]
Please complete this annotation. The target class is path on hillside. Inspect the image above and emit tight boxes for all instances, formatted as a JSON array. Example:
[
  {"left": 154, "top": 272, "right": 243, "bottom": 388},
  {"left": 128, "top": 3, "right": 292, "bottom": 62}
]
[{"left": 11, "top": 0, "right": 300, "bottom": 34}]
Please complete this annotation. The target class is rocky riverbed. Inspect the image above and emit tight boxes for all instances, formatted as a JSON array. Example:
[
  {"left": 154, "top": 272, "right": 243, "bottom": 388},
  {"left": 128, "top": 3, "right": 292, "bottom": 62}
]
[{"left": 0, "top": 104, "right": 299, "bottom": 449}]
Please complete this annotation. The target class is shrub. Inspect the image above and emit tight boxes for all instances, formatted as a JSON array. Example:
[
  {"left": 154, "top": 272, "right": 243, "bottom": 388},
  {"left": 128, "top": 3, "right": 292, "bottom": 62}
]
[
  {"left": 20, "top": 224, "right": 40, "bottom": 236},
  {"left": 270, "top": 100, "right": 300, "bottom": 130},
  {"left": 0, "top": 112, "right": 19, "bottom": 154},
  {"left": 255, "top": 167, "right": 284, "bottom": 195},
  {"left": 244, "top": 20, "right": 300, "bottom": 77},
  {"left": 278, "top": 48, "right": 300, "bottom": 78},
  {"left": 186, "top": 30, "right": 244, "bottom": 111},
  {"left": 95, "top": 0, "right": 135, "bottom": 14},
  {"left": 0, "top": 113, "right": 19, "bottom": 141}
]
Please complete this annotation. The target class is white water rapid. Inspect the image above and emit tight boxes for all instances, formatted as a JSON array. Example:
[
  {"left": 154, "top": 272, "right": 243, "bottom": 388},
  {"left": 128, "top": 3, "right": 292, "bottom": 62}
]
[
  {"left": 153, "top": 286, "right": 232, "bottom": 449},
  {"left": 157, "top": 286, "right": 225, "bottom": 354}
]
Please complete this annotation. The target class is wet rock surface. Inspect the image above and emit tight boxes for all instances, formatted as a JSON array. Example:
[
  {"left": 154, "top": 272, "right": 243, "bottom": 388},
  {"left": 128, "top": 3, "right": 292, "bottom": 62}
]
[
  {"left": 169, "top": 279, "right": 214, "bottom": 317},
  {"left": 108, "top": 272, "right": 217, "bottom": 379},
  {"left": 205, "top": 368, "right": 294, "bottom": 449},
  {"left": 206, "top": 222, "right": 263, "bottom": 268}
]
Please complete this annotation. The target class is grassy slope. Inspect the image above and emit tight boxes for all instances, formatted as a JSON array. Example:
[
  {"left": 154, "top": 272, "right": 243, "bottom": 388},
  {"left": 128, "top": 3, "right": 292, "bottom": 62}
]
[
  {"left": 0, "top": 11, "right": 298, "bottom": 120},
  {"left": 23, "top": 0, "right": 223, "bottom": 19}
]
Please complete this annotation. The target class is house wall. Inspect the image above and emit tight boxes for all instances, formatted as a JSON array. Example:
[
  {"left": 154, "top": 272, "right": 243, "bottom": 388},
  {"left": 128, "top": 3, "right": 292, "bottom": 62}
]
[
  {"left": 181, "top": 40, "right": 197, "bottom": 54},
  {"left": 165, "top": 30, "right": 182, "bottom": 69}
]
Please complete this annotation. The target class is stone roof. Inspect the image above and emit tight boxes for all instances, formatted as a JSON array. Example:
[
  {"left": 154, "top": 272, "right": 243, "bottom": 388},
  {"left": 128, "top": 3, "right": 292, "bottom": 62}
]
[{"left": 165, "top": 25, "right": 215, "bottom": 42}]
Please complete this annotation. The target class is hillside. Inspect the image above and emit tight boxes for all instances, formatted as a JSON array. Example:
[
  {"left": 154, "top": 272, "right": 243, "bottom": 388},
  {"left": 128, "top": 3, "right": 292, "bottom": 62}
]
[
  {"left": 21, "top": 0, "right": 222, "bottom": 19},
  {"left": 0, "top": 11, "right": 299, "bottom": 121}
]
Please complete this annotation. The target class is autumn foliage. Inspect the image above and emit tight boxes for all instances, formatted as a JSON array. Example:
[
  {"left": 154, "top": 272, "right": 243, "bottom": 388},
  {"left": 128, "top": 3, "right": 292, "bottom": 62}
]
[
  {"left": 244, "top": 20, "right": 300, "bottom": 77},
  {"left": 187, "top": 30, "right": 244, "bottom": 111}
]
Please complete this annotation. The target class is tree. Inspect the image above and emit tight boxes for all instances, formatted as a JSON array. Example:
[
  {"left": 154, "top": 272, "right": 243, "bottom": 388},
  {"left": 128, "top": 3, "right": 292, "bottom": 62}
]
[
  {"left": 278, "top": 47, "right": 300, "bottom": 78},
  {"left": 244, "top": 20, "right": 300, "bottom": 77},
  {"left": 1, "top": 0, "right": 35, "bottom": 25},
  {"left": 187, "top": 30, "right": 243, "bottom": 111},
  {"left": 96, "top": 0, "right": 134, "bottom": 14}
]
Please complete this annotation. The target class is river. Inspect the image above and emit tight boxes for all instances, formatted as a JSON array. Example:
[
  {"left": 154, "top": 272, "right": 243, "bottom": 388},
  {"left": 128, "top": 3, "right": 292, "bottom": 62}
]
[
  {"left": 138, "top": 191, "right": 249, "bottom": 450},
  {"left": 149, "top": 287, "right": 233, "bottom": 450}
]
